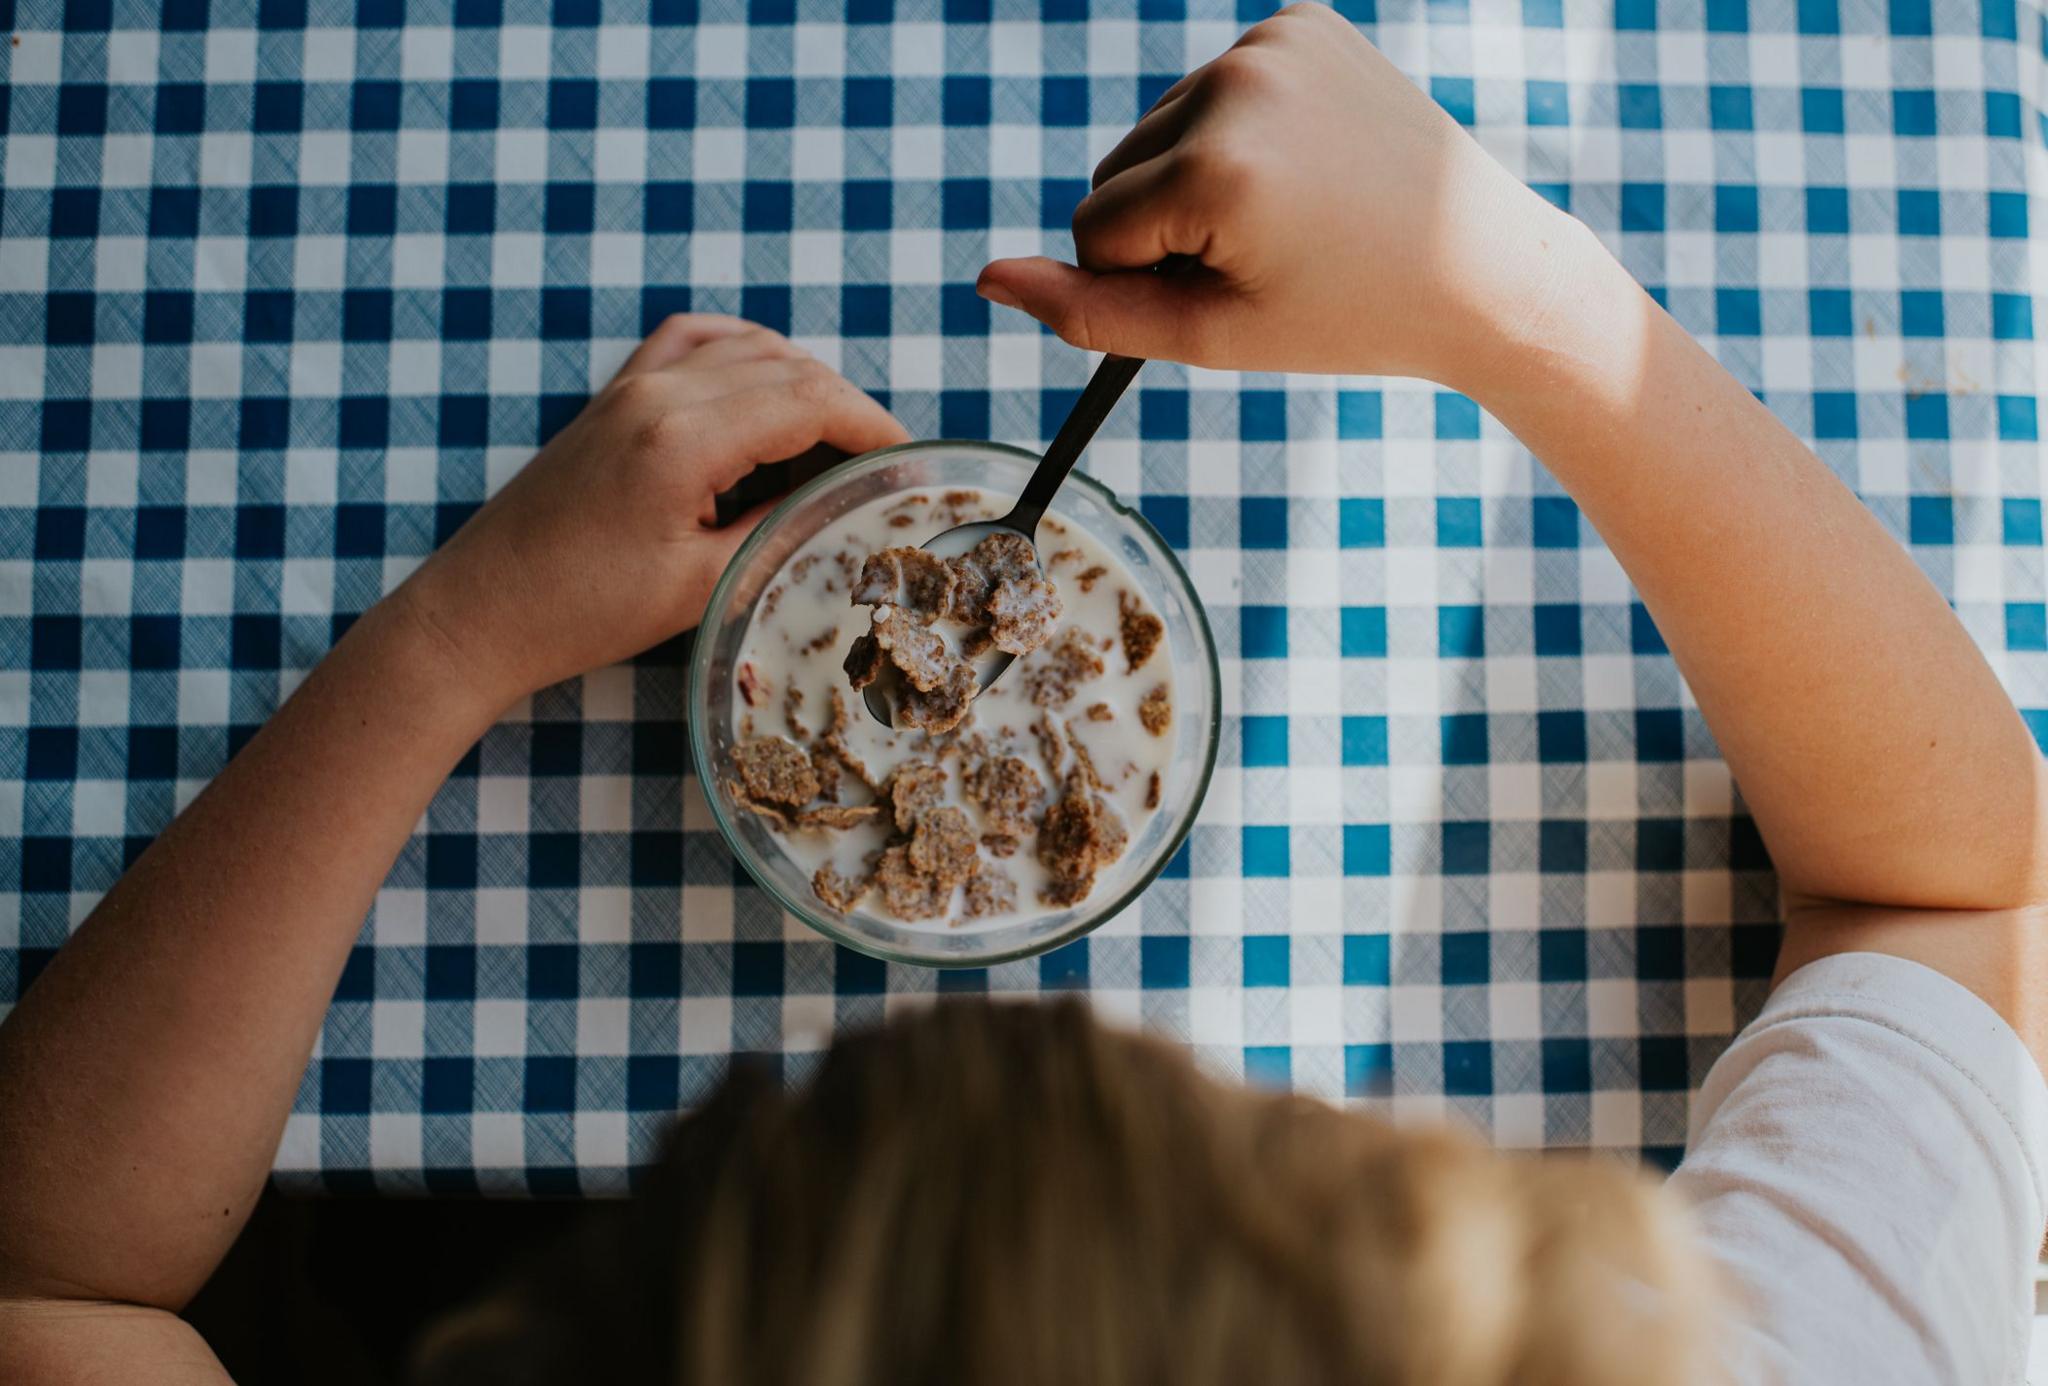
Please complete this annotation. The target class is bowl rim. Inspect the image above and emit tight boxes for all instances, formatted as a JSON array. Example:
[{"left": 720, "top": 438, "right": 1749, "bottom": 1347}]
[{"left": 685, "top": 438, "right": 1223, "bottom": 969}]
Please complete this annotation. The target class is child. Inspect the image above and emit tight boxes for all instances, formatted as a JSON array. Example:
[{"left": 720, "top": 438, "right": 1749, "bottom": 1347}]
[{"left": 3, "top": 6, "right": 2042, "bottom": 1382}]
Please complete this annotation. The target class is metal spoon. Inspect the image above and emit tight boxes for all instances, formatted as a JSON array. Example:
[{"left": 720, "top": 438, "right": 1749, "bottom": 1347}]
[{"left": 865, "top": 351, "right": 1145, "bottom": 727}]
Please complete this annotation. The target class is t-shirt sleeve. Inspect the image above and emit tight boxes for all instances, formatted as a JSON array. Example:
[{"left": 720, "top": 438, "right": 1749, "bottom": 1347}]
[{"left": 1668, "top": 952, "right": 2048, "bottom": 1386}]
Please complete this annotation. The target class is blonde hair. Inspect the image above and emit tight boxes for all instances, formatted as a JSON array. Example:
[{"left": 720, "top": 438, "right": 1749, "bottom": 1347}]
[{"left": 411, "top": 999, "right": 1723, "bottom": 1386}]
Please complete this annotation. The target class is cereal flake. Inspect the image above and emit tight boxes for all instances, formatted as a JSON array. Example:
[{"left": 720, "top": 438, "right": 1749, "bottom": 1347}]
[
  {"left": 965, "top": 754, "right": 1044, "bottom": 838},
  {"left": 874, "top": 844, "right": 952, "bottom": 921},
  {"left": 1024, "top": 629, "right": 1105, "bottom": 708},
  {"left": 907, "top": 806, "right": 980, "bottom": 887},
  {"left": 853, "top": 547, "right": 958, "bottom": 625},
  {"left": 732, "top": 736, "right": 819, "bottom": 808},
  {"left": 1138, "top": 684, "right": 1172, "bottom": 737},
  {"left": 884, "top": 760, "right": 947, "bottom": 833},
  {"left": 812, "top": 864, "right": 872, "bottom": 913},
  {"left": 896, "top": 661, "right": 978, "bottom": 735},
  {"left": 963, "top": 869, "right": 1017, "bottom": 919},
  {"left": 1119, "top": 591, "right": 1165, "bottom": 673},
  {"left": 1037, "top": 769, "right": 1129, "bottom": 907}
]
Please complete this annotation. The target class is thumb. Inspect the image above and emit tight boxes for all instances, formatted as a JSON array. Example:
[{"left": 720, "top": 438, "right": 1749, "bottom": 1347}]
[{"left": 977, "top": 257, "right": 1236, "bottom": 365}]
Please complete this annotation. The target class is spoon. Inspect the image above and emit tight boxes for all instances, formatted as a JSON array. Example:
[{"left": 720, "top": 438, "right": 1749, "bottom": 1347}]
[{"left": 865, "top": 351, "right": 1145, "bottom": 728}]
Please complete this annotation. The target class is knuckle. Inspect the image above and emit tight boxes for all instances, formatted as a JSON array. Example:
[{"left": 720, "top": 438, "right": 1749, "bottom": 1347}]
[
  {"left": 1203, "top": 47, "right": 1278, "bottom": 98},
  {"left": 1070, "top": 189, "right": 1114, "bottom": 242},
  {"left": 669, "top": 311, "right": 742, "bottom": 332},
  {"left": 1236, "top": 5, "right": 1333, "bottom": 57},
  {"left": 607, "top": 372, "right": 664, "bottom": 416},
  {"left": 1174, "top": 138, "right": 1259, "bottom": 208},
  {"left": 1276, "top": 1, "right": 1336, "bottom": 26},
  {"left": 627, "top": 405, "right": 689, "bottom": 459},
  {"left": 788, "top": 360, "right": 840, "bottom": 405}
]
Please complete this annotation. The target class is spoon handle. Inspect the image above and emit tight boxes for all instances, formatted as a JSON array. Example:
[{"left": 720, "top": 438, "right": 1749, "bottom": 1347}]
[{"left": 1005, "top": 353, "right": 1144, "bottom": 535}]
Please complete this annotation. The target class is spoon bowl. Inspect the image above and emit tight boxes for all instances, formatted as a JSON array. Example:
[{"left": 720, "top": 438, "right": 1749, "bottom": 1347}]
[
  {"left": 864, "top": 353, "right": 1145, "bottom": 727},
  {"left": 859, "top": 518, "right": 1030, "bottom": 726}
]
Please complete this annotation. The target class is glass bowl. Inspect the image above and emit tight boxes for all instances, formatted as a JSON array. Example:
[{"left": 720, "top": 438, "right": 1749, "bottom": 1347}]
[{"left": 686, "top": 440, "right": 1221, "bottom": 968}]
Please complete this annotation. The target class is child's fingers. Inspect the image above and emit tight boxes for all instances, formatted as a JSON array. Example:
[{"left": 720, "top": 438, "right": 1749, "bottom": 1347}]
[
  {"left": 640, "top": 357, "right": 838, "bottom": 409},
  {"left": 687, "top": 372, "right": 909, "bottom": 499},
  {"left": 977, "top": 256, "right": 1091, "bottom": 325},
  {"left": 681, "top": 496, "right": 778, "bottom": 578},
  {"left": 616, "top": 313, "right": 760, "bottom": 377},
  {"left": 1070, "top": 156, "right": 1210, "bottom": 272},
  {"left": 672, "top": 496, "right": 783, "bottom": 629},
  {"left": 976, "top": 256, "right": 1234, "bottom": 363},
  {"left": 670, "top": 326, "right": 810, "bottom": 373},
  {"left": 1091, "top": 96, "right": 1199, "bottom": 190},
  {"left": 1139, "top": 66, "right": 1200, "bottom": 116}
]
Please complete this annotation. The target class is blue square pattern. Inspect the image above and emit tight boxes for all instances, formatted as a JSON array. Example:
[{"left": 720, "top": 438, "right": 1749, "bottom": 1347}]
[
  {"left": 1243, "top": 935, "right": 1290, "bottom": 987},
  {"left": 1622, "top": 182, "right": 1665, "bottom": 231},
  {"left": 1985, "top": 90, "right": 2022, "bottom": 138},
  {"left": 1433, "top": 76, "right": 1476, "bottom": 126},
  {"left": 1809, "top": 289, "right": 1853, "bottom": 337},
  {"left": 1340, "top": 497, "right": 1385, "bottom": 547},
  {"left": 1240, "top": 496, "right": 1288, "bottom": 548},
  {"left": 1439, "top": 605, "right": 1484, "bottom": 656},
  {"left": 1242, "top": 715, "right": 1289, "bottom": 766},
  {"left": 1802, "top": 87, "right": 1845, "bottom": 134},
  {"left": 1343, "top": 715, "right": 1390, "bottom": 765},
  {"left": 1342, "top": 606, "right": 1389, "bottom": 658},
  {"left": 1, "top": 0, "right": 2035, "bottom": 1189},
  {"left": 1808, "top": 186, "right": 1850, "bottom": 233},
  {"left": 1338, "top": 391, "right": 1383, "bottom": 439},
  {"left": 1709, "top": 86, "right": 1754, "bottom": 131},
  {"left": 1244, "top": 1046, "right": 1292, "bottom": 1089},
  {"left": 1619, "top": 84, "right": 1661, "bottom": 129},
  {"left": 2007, "top": 604, "right": 2047, "bottom": 652},
  {"left": 1526, "top": 80, "right": 1570, "bottom": 126},
  {"left": 1716, "top": 184, "right": 1759, "bottom": 232},
  {"left": 1242, "top": 826, "right": 1291, "bottom": 878},
  {"left": 1437, "top": 497, "right": 1483, "bottom": 546}
]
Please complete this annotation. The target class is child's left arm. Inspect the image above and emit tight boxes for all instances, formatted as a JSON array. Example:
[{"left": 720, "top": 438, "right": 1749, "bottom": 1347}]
[{"left": 0, "top": 317, "right": 906, "bottom": 1376}]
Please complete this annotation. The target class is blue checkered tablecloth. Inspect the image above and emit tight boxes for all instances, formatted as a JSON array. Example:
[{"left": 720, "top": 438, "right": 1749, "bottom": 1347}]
[{"left": 1, "top": 0, "right": 2042, "bottom": 1193}]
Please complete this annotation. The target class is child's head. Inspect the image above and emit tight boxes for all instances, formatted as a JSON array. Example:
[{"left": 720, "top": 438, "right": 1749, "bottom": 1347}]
[{"left": 412, "top": 999, "right": 1722, "bottom": 1386}]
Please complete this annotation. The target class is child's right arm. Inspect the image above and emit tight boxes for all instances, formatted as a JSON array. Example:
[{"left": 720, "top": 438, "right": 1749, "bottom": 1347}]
[{"left": 981, "top": 3, "right": 2048, "bottom": 1054}]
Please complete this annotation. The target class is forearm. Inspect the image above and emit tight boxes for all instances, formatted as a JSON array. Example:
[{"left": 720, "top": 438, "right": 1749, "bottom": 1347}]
[
  {"left": 1467, "top": 216, "right": 2046, "bottom": 911},
  {"left": 983, "top": 7, "right": 2041, "bottom": 907},
  {"left": 0, "top": 317, "right": 902, "bottom": 1327},
  {"left": 0, "top": 591, "right": 501, "bottom": 1310}
]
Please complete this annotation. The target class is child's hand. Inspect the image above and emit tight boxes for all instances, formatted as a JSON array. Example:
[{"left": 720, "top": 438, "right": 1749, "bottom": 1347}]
[
  {"left": 976, "top": 3, "right": 1585, "bottom": 390},
  {"left": 393, "top": 315, "right": 908, "bottom": 713}
]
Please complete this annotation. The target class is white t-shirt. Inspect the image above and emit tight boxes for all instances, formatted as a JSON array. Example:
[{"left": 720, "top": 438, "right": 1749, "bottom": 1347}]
[{"left": 1669, "top": 952, "right": 2048, "bottom": 1385}]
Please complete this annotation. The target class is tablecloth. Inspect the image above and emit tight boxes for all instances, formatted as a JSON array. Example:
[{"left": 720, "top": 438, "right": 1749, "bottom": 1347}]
[{"left": 1, "top": 0, "right": 2041, "bottom": 1193}]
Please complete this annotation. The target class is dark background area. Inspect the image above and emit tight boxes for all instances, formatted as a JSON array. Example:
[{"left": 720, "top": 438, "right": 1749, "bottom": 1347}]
[{"left": 183, "top": 1189, "right": 585, "bottom": 1384}]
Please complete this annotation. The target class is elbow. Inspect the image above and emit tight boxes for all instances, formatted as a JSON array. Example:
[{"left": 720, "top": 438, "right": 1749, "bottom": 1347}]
[
  {"left": 1776, "top": 744, "right": 2048, "bottom": 914},
  {"left": 2015, "top": 749, "right": 2048, "bottom": 911},
  {"left": 1952, "top": 745, "right": 2048, "bottom": 914},
  {"left": 1938, "top": 747, "right": 2048, "bottom": 914}
]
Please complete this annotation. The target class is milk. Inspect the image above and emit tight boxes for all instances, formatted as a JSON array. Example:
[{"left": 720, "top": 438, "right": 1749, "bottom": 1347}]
[{"left": 729, "top": 487, "right": 1177, "bottom": 928}]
